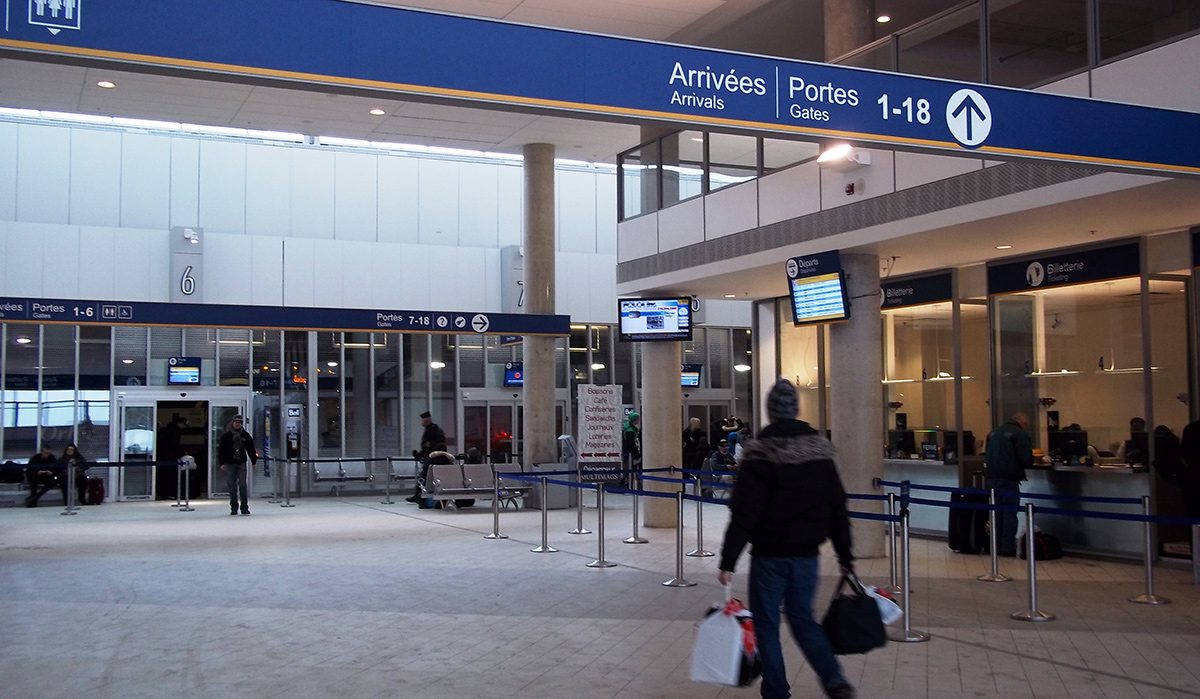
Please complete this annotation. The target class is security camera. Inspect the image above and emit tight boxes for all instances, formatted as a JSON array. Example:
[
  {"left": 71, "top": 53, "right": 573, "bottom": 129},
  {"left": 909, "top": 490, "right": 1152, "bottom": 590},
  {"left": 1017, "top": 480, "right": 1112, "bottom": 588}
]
[{"left": 180, "top": 393, "right": 187, "bottom": 398}]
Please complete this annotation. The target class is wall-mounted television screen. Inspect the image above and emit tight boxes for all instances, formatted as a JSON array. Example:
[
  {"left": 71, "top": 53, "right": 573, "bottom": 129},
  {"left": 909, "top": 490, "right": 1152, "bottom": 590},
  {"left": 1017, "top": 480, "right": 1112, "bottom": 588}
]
[
  {"left": 168, "top": 356, "right": 201, "bottom": 385},
  {"left": 503, "top": 362, "right": 523, "bottom": 388},
  {"left": 681, "top": 364, "right": 702, "bottom": 387},
  {"left": 618, "top": 297, "right": 692, "bottom": 341},
  {"left": 786, "top": 251, "right": 851, "bottom": 326}
]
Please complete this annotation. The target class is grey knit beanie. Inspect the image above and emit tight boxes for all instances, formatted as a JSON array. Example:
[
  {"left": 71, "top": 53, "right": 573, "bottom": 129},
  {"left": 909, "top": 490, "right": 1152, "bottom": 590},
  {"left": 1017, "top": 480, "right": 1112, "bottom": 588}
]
[{"left": 766, "top": 378, "right": 799, "bottom": 421}]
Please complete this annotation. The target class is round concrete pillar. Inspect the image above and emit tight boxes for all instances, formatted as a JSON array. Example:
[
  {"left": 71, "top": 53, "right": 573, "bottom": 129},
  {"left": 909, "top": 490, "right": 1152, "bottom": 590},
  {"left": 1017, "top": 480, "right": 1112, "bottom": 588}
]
[
  {"left": 829, "top": 253, "right": 884, "bottom": 558},
  {"left": 640, "top": 340, "right": 683, "bottom": 528},
  {"left": 522, "top": 143, "right": 557, "bottom": 467}
]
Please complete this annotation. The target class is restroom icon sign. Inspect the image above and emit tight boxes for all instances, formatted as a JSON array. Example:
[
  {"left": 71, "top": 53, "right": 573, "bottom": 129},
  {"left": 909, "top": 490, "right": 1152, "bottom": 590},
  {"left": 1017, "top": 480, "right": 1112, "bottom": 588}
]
[{"left": 29, "top": 0, "right": 82, "bottom": 34}]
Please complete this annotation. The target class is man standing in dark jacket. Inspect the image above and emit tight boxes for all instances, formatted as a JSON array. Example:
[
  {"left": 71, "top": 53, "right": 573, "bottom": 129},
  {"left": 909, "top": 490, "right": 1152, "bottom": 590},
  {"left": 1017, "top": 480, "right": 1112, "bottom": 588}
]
[
  {"left": 218, "top": 415, "right": 258, "bottom": 516},
  {"left": 984, "top": 412, "right": 1033, "bottom": 556},
  {"left": 408, "top": 411, "right": 447, "bottom": 503},
  {"left": 718, "top": 378, "right": 855, "bottom": 699}
]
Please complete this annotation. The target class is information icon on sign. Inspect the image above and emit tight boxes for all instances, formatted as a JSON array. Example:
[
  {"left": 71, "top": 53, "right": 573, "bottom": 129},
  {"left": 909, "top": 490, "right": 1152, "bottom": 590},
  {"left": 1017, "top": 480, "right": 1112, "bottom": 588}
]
[{"left": 436, "top": 315, "right": 449, "bottom": 328}]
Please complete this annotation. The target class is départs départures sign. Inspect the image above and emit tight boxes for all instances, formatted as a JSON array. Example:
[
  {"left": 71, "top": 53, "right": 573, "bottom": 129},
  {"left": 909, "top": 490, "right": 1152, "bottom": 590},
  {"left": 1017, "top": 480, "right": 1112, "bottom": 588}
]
[
  {"left": 3, "top": 0, "right": 1200, "bottom": 175},
  {"left": 576, "top": 384, "right": 624, "bottom": 484},
  {"left": 880, "top": 271, "right": 953, "bottom": 310},
  {"left": 986, "top": 241, "right": 1141, "bottom": 295}
]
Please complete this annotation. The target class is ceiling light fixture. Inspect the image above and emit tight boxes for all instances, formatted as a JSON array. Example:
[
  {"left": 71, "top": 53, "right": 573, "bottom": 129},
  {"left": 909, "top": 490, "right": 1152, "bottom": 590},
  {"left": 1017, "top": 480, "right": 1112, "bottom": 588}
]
[
  {"left": 591, "top": 363, "right": 606, "bottom": 371},
  {"left": 97, "top": 80, "right": 116, "bottom": 89},
  {"left": 369, "top": 108, "right": 386, "bottom": 116},
  {"left": 734, "top": 364, "right": 752, "bottom": 372},
  {"left": 429, "top": 360, "right": 447, "bottom": 369},
  {"left": 724, "top": 294, "right": 737, "bottom": 298},
  {"left": 327, "top": 361, "right": 339, "bottom": 367},
  {"left": 121, "top": 359, "right": 135, "bottom": 364},
  {"left": 877, "top": 15, "right": 891, "bottom": 23},
  {"left": 996, "top": 244, "right": 1012, "bottom": 250},
  {"left": 14, "top": 336, "right": 32, "bottom": 344}
]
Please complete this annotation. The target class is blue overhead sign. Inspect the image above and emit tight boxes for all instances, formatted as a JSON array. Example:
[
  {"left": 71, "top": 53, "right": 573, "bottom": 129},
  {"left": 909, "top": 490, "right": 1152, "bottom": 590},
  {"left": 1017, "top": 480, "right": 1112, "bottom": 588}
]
[
  {"left": 987, "top": 241, "right": 1141, "bottom": 295},
  {"left": 881, "top": 272, "right": 953, "bottom": 310},
  {"left": 1, "top": 1, "right": 1199, "bottom": 176},
  {"left": 0, "top": 297, "right": 570, "bottom": 335}
]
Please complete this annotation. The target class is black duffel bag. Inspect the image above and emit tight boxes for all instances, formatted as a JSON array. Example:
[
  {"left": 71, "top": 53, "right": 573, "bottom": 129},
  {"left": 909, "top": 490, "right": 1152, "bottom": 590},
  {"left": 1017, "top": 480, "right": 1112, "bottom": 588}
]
[{"left": 821, "top": 572, "right": 887, "bottom": 655}]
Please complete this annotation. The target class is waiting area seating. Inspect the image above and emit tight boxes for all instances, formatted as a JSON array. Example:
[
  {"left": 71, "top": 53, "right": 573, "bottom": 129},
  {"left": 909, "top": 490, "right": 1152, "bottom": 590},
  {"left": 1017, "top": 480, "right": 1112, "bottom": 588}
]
[{"left": 418, "top": 455, "right": 528, "bottom": 510}]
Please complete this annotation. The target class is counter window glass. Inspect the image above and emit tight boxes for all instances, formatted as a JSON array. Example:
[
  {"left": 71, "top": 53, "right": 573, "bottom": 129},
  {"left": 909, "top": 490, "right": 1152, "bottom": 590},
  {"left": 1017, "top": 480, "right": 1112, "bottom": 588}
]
[{"left": 990, "top": 276, "right": 1176, "bottom": 464}]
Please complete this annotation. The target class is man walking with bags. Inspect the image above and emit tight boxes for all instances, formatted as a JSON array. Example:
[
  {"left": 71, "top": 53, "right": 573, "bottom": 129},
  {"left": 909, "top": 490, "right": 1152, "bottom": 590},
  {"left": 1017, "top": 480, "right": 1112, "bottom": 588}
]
[
  {"left": 717, "top": 378, "right": 856, "bottom": 699},
  {"left": 219, "top": 414, "right": 258, "bottom": 516}
]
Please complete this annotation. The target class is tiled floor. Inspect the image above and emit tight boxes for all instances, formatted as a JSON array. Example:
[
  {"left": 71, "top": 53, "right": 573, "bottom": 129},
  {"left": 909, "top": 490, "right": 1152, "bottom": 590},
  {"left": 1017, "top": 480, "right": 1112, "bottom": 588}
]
[{"left": 1, "top": 492, "right": 1197, "bottom": 698}]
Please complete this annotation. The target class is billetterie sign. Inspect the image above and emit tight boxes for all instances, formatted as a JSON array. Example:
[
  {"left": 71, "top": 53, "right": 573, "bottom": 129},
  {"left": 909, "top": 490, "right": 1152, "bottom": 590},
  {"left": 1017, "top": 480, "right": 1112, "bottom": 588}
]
[
  {"left": 987, "top": 241, "right": 1140, "bottom": 295},
  {"left": 2, "top": 0, "right": 1199, "bottom": 175}
]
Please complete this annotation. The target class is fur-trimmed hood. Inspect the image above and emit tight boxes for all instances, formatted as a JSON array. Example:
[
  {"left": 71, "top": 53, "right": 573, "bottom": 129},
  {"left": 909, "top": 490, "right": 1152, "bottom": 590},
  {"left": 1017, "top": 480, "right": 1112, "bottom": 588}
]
[{"left": 740, "top": 420, "right": 836, "bottom": 466}]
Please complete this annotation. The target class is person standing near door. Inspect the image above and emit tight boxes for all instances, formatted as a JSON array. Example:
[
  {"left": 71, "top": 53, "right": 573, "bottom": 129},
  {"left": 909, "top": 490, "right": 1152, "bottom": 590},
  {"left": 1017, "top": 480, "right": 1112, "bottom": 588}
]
[
  {"left": 407, "top": 411, "right": 446, "bottom": 504},
  {"left": 219, "top": 415, "right": 258, "bottom": 516}
]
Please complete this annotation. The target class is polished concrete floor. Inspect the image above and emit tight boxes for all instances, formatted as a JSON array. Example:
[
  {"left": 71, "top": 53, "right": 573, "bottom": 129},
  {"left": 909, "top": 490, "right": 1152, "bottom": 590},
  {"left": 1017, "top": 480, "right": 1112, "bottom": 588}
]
[{"left": 2, "top": 491, "right": 1198, "bottom": 698}]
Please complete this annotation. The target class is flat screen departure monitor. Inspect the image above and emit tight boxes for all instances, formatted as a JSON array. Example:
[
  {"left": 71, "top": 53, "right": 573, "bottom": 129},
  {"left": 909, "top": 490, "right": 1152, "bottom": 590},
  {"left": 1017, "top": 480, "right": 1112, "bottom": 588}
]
[
  {"left": 786, "top": 251, "right": 851, "bottom": 326},
  {"left": 503, "top": 362, "right": 523, "bottom": 388},
  {"left": 168, "top": 356, "right": 201, "bottom": 385},
  {"left": 681, "top": 364, "right": 702, "bottom": 387},
  {"left": 618, "top": 297, "right": 693, "bottom": 342}
]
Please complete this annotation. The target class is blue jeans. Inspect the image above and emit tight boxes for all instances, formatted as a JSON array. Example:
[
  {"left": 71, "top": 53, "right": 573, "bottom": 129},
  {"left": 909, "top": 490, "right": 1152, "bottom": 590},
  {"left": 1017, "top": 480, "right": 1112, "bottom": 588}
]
[
  {"left": 988, "top": 477, "right": 1020, "bottom": 554},
  {"left": 225, "top": 463, "right": 249, "bottom": 512},
  {"left": 748, "top": 555, "right": 845, "bottom": 699}
]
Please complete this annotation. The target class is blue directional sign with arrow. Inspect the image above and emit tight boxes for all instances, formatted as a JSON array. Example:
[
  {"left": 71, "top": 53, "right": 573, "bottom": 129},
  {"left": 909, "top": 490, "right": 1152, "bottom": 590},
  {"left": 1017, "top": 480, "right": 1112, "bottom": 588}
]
[{"left": 2, "top": 0, "right": 1199, "bottom": 175}]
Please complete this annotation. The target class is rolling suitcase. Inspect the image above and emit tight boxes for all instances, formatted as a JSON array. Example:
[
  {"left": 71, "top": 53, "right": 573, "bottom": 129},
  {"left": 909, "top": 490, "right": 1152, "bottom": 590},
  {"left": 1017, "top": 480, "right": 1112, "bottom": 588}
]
[
  {"left": 86, "top": 477, "right": 105, "bottom": 505},
  {"left": 947, "top": 491, "right": 988, "bottom": 553}
]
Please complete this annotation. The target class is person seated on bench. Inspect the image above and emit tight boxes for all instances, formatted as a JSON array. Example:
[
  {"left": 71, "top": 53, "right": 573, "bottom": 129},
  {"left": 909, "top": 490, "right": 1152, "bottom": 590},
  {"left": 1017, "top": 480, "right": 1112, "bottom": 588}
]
[
  {"left": 25, "top": 444, "right": 64, "bottom": 508},
  {"left": 710, "top": 439, "right": 738, "bottom": 474}
]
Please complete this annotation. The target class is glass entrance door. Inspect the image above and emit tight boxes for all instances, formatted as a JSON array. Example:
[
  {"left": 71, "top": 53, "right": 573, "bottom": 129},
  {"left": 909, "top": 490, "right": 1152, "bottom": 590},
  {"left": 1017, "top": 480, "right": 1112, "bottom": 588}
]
[
  {"left": 117, "top": 401, "right": 156, "bottom": 500},
  {"left": 464, "top": 401, "right": 520, "bottom": 463}
]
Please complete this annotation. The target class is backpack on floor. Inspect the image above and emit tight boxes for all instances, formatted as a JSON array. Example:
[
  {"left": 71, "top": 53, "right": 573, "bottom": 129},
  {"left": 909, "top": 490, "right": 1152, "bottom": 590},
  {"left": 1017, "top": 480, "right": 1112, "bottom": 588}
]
[{"left": 1017, "top": 532, "right": 1062, "bottom": 560}]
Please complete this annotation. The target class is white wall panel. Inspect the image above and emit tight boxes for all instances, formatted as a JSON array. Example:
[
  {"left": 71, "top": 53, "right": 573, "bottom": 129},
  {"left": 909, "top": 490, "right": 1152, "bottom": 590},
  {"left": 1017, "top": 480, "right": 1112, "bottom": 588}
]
[
  {"left": 588, "top": 254, "right": 618, "bottom": 324},
  {"left": 203, "top": 234, "right": 253, "bottom": 304},
  {"left": 146, "top": 228, "right": 171, "bottom": 301},
  {"left": 340, "top": 241, "right": 375, "bottom": 308},
  {"left": 69, "top": 129, "right": 121, "bottom": 228},
  {"left": 17, "top": 124, "right": 70, "bottom": 224},
  {"left": 481, "top": 247, "right": 501, "bottom": 312},
  {"left": 395, "top": 244, "right": 431, "bottom": 309},
  {"left": 818, "top": 148, "right": 895, "bottom": 210},
  {"left": 311, "top": 239, "right": 344, "bottom": 307},
  {"left": 557, "top": 170, "right": 597, "bottom": 253},
  {"left": 169, "top": 138, "right": 200, "bottom": 227},
  {"left": 418, "top": 159, "right": 459, "bottom": 245},
  {"left": 282, "top": 238, "right": 316, "bottom": 307},
  {"left": 458, "top": 162, "right": 499, "bottom": 248},
  {"left": 5, "top": 221, "right": 56, "bottom": 295},
  {"left": 894, "top": 152, "right": 982, "bottom": 191},
  {"left": 0, "top": 222, "right": 9, "bottom": 294},
  {"left": 291, "top": 149, "right": 336, "bottom": 239},
  {"left": 759, "top": 162, "right": 820, "bottom": 226},
  {"left": 112, "top": 228, "right": 157, "bottom": 301},
  {"left": 198, "top": 140, "right": 246, "bottom": 235},
  {"left": 596, "top": 172, "right": 617, "bottom": 255},
  {"left": 42, "top": 226, "right": 81, "bottom": 298},
  {"left": 120, "top": 133, "right": 171, "bottom": 231},
  {"left": 377, "top": 156, "right": 419, "bottom": 244},
  {"left": 0, "top": 123, "right": 16, "bottom": 221},
  {"left": 1092, "top": 33, "right": 1200, "bottom": 111},
  {"left": 497, "top": 165, "right": 523, "bottom": 247},
  {"left": 427, "top": 245, "right": 483, "bottom": 309},
  {"left": 1037, "top": 72, "right": 1090, "bottom": 98},
  {"left": 704, "top": 180, "right": 757, "bottom": 239},
  {"left": 617, "top": 212, "right": 658, "bottom": 262},
  {"left": 370, "top": 243, "right": 408, "bottom": 309},
  {"left": 245, "top": 145, "right": 291, "bottom": 237},
  {"left": 251, "top": 236, "right": 285, "bottom": 306},
  {"left": 658, "top": 198, "right": 705, "bottom": 251},
  {"left": 334, "top": 151, "right": 378, "bottom": 242},
  {"left": 77, "top": 226, "right": 115, "bottom": 300}
]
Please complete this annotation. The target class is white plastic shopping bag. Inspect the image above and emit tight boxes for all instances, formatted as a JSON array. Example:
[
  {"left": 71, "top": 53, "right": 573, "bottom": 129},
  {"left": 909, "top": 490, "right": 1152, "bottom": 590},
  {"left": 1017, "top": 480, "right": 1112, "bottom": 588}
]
[
  {"left": 865, "top": 585, "right": 904, "bottom": 626},
  {"left": 689, "top": 585, "right": 761, "bottom": 687}
]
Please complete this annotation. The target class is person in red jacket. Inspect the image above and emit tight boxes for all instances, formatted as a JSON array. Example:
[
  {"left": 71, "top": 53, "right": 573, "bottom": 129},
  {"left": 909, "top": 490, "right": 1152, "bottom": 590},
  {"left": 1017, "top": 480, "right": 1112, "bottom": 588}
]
[{"left": 718, "top": 378, "right": 856, "bottom": 699}]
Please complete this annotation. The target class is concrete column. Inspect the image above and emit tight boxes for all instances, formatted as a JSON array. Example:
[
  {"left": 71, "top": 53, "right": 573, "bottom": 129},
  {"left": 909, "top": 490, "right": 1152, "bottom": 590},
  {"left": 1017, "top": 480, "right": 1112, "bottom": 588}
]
[
  {"left": 522, "top": 143, "right": 557, "bottom": 468},
  {"left": 824, "top": 0, "right": 876, "bottom": 61},
  {"left": 829, "top": 253, "right": 884, "bottom": 558},
  {"left": 641, "top": 340, "right": 683, "bottom": 528}
]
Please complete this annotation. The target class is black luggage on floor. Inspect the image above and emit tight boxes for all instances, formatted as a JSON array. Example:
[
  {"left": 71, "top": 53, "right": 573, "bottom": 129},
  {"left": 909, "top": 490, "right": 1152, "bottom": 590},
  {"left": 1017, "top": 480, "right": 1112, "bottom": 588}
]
[
  {"left": 86, "top": 477, "right": 105, "bottom": 505},
  {"left": 947, "top": 492, "right": 988, "bottom": 553}
]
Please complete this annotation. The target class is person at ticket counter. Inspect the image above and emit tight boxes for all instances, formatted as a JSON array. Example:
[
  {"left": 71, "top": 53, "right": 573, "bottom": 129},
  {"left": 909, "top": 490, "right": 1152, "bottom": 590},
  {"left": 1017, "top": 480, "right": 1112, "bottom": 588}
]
[
  {"left": 1155, "top": 423, "right": 1200, "bottom": 519},
  {"left": 984, "top": 413, "right": 1033, "bottom": 557}
]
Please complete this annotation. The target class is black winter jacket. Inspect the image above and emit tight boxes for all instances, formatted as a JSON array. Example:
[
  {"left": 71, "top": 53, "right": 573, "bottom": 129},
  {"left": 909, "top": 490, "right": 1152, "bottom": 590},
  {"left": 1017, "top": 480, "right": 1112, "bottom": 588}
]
[{"left": 719, "top": 419, "right": 853, "bottom": 572}]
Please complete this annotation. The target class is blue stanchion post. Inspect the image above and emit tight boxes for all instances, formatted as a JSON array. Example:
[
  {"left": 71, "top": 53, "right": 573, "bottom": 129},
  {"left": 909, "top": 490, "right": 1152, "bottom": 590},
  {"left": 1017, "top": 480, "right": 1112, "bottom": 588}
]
[
  {"left": 1011, "top": 503, "right": 1054, "bottom": 622},
  {"left": 888, "top": 506, "right": 929, "bottom": 643},
  {"left": 484, "top": 472, "right": 508, "bottom": 540},
  {"left": 686, "top": 475, "right": 713, "bottom": 558},
  {"left": 587, "top": 484, "right": 616, "bottom": 568},
  {"left": 1129, "top": 495, "right": 1169, "bottom": 605},
  {"left": 531, "top": 476, "right": 558, "bottom": 554},
  {"left": 978, "top": 488, "right": 1010, "bottom": 583},
  {"left": 663, "top": 490, "right": 696, "bottom": 588},
  {"left": 884, "top": 492, "right": 900, "bottom": 594}
]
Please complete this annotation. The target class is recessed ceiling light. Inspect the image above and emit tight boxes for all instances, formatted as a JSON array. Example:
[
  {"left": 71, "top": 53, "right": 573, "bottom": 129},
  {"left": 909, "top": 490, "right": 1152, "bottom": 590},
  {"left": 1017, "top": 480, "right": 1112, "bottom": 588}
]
[
  {"left": 369, "top": 108, "right": 386, "bottom": 116},
  {"left": 877, "top": 15, "right": 891, "bottom": 23},
  {"left": 724, "top": 294, "right": 737, "bottom": 298},
  {"left": 14, "top": 336, "right": 32, "bottom": 344},
  {"left": 430, "top": 360, "right": 447, "bottom": 369},
  {"left": 121, "top": 359, "right": 135, "bottom": 364},
  {"left": 97, "top": 80, "right": 116, "bottom": 89},
  {"left": 734, "top": 364, "right": 752, "bottom": 372},
  {"left": 691, "top": 136, "right": 704, "bottom": 142},
  {"left": 996, "top": 244, "right": 1012, "bottom": 250},
  {"left": 327, "top": 361, "right": 339, "bottom": 367}
]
